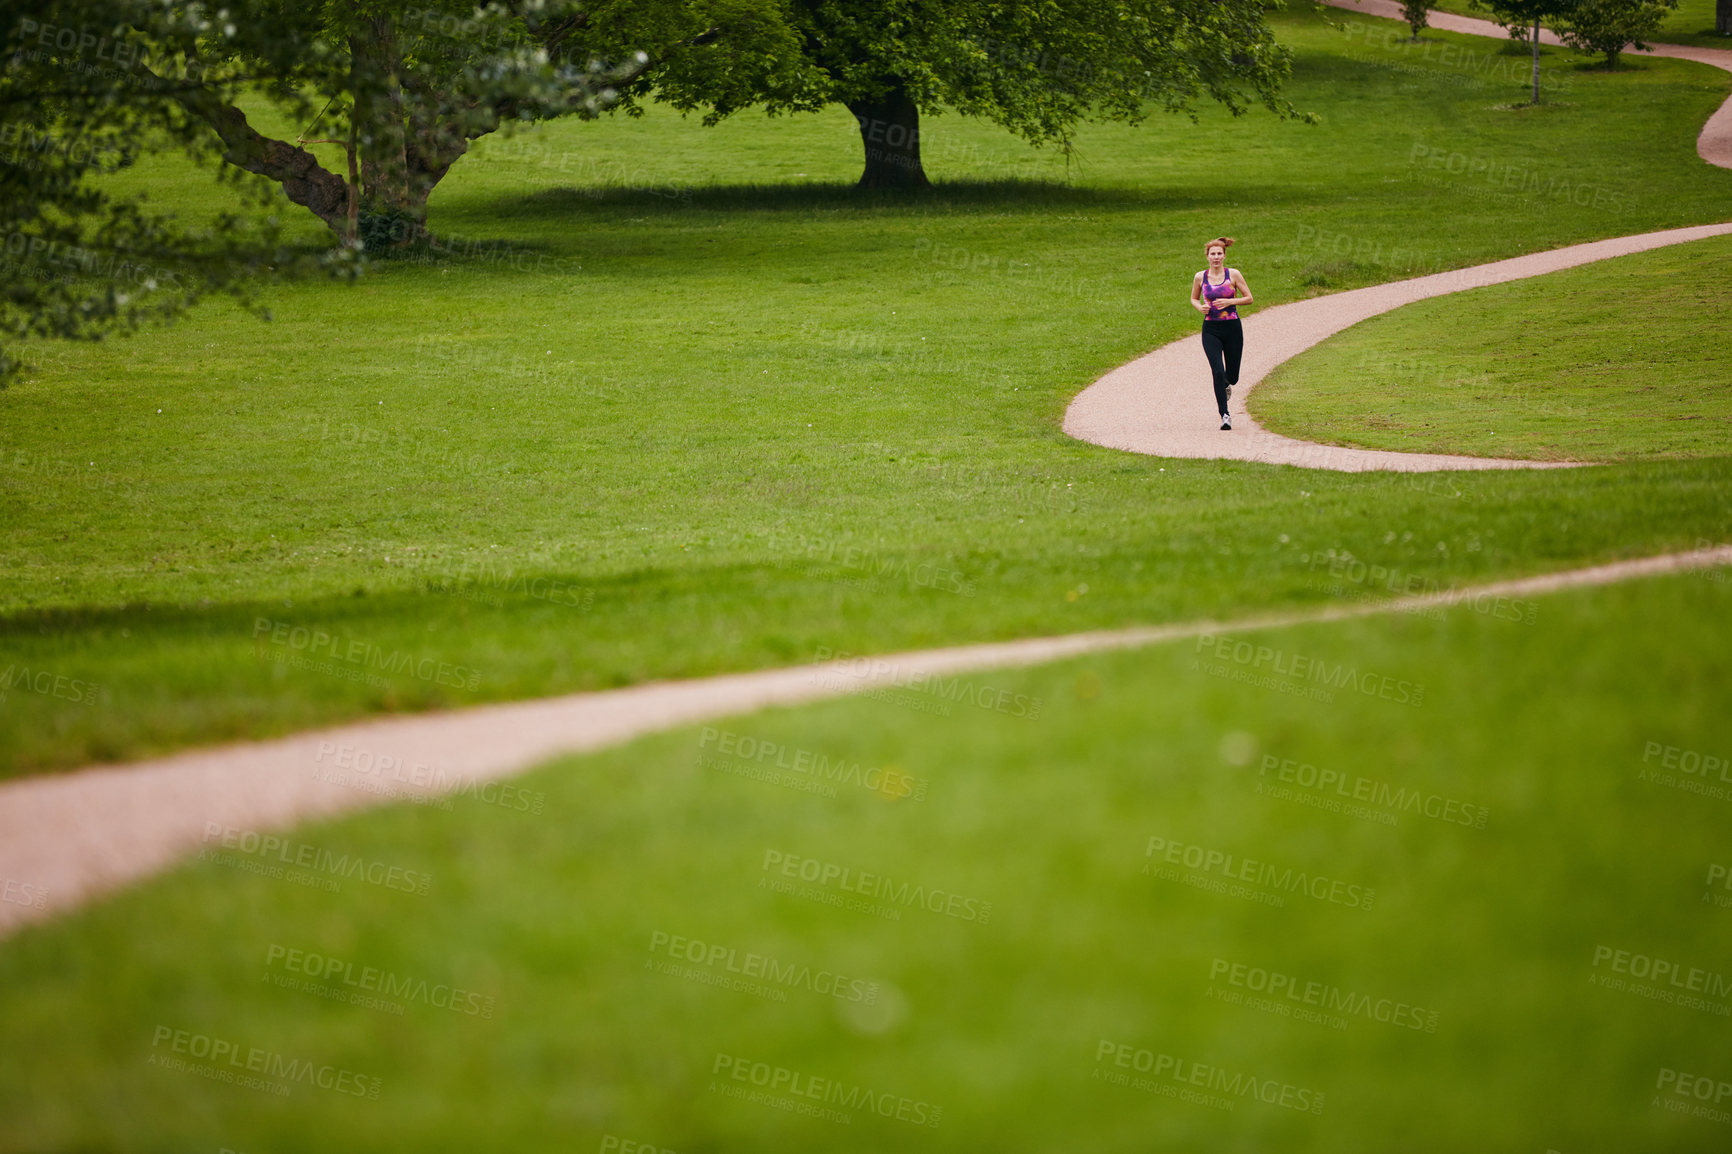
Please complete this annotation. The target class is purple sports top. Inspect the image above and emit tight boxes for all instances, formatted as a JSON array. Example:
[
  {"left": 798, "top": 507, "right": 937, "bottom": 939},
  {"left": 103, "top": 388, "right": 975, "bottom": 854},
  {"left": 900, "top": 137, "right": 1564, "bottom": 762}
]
[{"left": 1201, "top": 267, "right": 1238, "bottom": 321}]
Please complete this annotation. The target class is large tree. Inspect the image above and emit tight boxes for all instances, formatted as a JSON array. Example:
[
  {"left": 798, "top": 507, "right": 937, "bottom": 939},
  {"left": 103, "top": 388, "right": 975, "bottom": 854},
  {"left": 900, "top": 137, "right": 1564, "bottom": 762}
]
[
  {"left": 1, "top": 0, "right": 815, "bottom": 375},
  {"left": 139, "top": 0, "right": 806, "bottom": 244},
  {"left": 2, "top": 0, "right": 338, "bottom": 381},
  {"left": 0, "top": 0, "right": 706, "bottom": 378},
  {"left": 649, "top": 0, "right": 1305, "bottom": 189},
  {"left": 47, "top": 0, "right": 817, "bottom": 248}
]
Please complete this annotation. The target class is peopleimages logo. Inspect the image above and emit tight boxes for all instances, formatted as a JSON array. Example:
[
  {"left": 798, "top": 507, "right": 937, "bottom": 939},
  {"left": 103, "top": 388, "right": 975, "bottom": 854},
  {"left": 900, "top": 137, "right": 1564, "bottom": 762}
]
[
  {"left": 709, "top": 1053, "right": 943, "bottom": 1127},
  {"left": 1300, "top": 547, "right": 1537, "bottom": 625},
  {"left": 1093, "top": 1040, "right": 1325, "bottom": 1115},
  {"left": 0, "top": 663, "right": 101, "bottom": 706},
  {"left": 812, "top": 646, "right": 1042, "bottom": 719},
  {"left": 777, "top": 528, "right": 976, "bottom": 597},
  {"left": 1193, "top": 633, "right": 1424, "bottom": 707},
  {"left": 252, "top": 617, "right": 480, "bottom": 690},
  {"left": 1256, "top": 755, "right": 1489, "bottom": 829},
  {"left": 1642, "top": 741, "right": 1731, "bottom": 782},
  {"left": 1, "top": 878, "right": 48, "bottom": 910},
  {"left": 598, "top": 1136, "right": 677, "bottom": 1154},
  {"left": 0, "top": 122, "right": 131, "bottom": 173},
  {"left": 1407, "top": 143, "right": 1622, "bottom": 210},
  {"left": 200, "top": 823, "right": 431, "bottom": 896},
  {"left": 14, "top": 19, "right": 152, "bottom": 72},
  {"left": 1591, "top": 945, "right": 1732, "bottom": 995},
  {"left": 648, "top": 930, "right": 879, "bottom": 1004},
  {"left": 1207, "top": 957, "right": 1439, "bottom": 1033},
  {"left": 1639, "top": 740, "right": 1732, "bottom": 804},
  {"left": 313, "top": 741, "right": 546, "bottom": 815},
  {"left": 148, "top": 1025, "right": 382, "bottom": 1100},
  {"left": 1144, "top": 836, "right": 1375, "bottom": 911},
  {"left": 698, "top": 727, "right": 927, "bottom": 801},
  {"left": 760, "top": 850, "right": 992, "bottom": 924},
  {"left": 1654, "top": 1066, "right": 1732, "bottom": 1127},
  {"left": 1707, "top": 863, "right": 1732, "bottom": 908},
  {"left": 1, "top": 229, "right": 180, "bottom": 287},
  {"left": 263, "top": 944, "right": 495, "bottom": 1019},
  {"left": 1589, "top": 944, "right": 1732, "bottom": 1017}
]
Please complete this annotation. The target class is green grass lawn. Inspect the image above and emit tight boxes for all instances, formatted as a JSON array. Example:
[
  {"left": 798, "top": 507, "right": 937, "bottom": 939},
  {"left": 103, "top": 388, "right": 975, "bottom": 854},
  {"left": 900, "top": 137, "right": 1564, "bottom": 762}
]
[
  {"left": 2, "top": 4, "right": 1731, "bottom": 779},
  {"left": 5, "top": 5, "right": 1730, "bottom": 1148},
  {"left": 1416, "top": 0, "right": 1732, "bottom": 48},
  {"left": 1253, "top": 233, "right": 1732, "bottom": 461},
  {"left": 2, "top": 570, "right": 1728, "bottom": 1151}
]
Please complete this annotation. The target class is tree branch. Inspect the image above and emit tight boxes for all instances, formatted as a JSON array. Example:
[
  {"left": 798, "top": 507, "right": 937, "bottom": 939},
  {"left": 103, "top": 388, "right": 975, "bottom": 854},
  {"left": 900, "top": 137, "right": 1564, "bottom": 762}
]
[{"left": 133, "top": 65, "right": 351, "bottom": 232}]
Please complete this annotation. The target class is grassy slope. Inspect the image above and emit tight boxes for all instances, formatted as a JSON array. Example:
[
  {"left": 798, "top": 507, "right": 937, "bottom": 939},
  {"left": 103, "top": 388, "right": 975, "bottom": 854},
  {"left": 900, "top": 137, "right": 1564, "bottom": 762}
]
[
  {"left": 1420, "top": 0, "right": 1732, "bottom": 48},
  {"left": 2, "top": 5, "right": 1731, "bottom": 777},
  {"left": 1, "top": 572, "right": 1728, "bottom": 1151},
  {"left": 1252, "top": 233, "right": 1732, "bottom": 461}
]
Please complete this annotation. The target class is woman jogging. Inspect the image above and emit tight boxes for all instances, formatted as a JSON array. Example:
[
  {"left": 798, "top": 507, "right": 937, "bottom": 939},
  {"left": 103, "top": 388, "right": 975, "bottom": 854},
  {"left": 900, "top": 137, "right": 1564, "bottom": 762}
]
[{"left": 1190, "top": 237, "right": 1254, "bottom": 430}]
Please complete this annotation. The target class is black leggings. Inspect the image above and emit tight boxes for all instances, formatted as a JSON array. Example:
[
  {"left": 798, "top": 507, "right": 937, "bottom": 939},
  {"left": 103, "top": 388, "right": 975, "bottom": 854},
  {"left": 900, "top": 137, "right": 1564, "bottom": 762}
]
[{"left": 1201, "top": 319, "right": 1243, "bottom": 416}]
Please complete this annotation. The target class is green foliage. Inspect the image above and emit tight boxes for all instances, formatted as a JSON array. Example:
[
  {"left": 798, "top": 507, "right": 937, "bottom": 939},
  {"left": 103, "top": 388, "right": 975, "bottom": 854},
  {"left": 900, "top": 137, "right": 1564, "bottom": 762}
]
[
  {"left": 3, "top": 5, "right": 1732, "bottom": 775},
  {"left": 1475, "top": 0, "right": 1583, "bottom": 100},
  {"left": 1473, "top": 0, "right": 1582, "bottom": 37},
  {"left": 356, "top": 206, "right": 420, "bottom": 252},
  {"left": 648, "top": 0, "right": 1308, "bottom": 143},
  {"left": 0, "top": 0, "right": 355, "bottom": 383},
  {"left": 1402, "top": 0, "right": 1437, "bottom": 37},
  {"left": 1558, "top": 0, "right": 1682, "bottom": 62},
  {"left": 0, "top": 0, "right": 633, "bottom": 379},
  {"left": 1440, "top": 0, "right": 1725, "bottom": 47},
  {"left": 166, "top": 0, "right": 643, "bottom": 231}
]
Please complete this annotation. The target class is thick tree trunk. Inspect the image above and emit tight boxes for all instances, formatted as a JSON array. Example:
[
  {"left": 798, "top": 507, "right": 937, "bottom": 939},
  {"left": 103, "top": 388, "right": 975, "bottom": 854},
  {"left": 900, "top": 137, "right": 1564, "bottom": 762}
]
[
  {"left": 149, "top": 41, "right": 497, "bottom": 244},
  {"left": 351, "top": 16, "right": 414, "bottom": 231},
  {"left": 345, "top": 120, "right": 359, "bottom": 244},
  {"left": 846, "top": 79, "right": 929, "bottom": 190},
  {"left": 403, "top": 79, "right": 473, "bottom": 209},
  {"left": 1719, "top": 0, "right": 1730, "bottom": 35}
]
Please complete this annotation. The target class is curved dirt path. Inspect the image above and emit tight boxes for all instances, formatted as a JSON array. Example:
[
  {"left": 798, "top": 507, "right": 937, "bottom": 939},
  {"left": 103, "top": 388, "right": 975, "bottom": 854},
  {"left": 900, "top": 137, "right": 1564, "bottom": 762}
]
[
  {"left": 3, "top": 14, "right": 1730, "bottom": 941},
  {"left": 1064, "top": 8, "right": 1732, "bottom": 470},
  {"left": 1, "top": 544, "right": 1727, "bottom": 939},
  {"left": 1326, "top": 0, "right": 1732, "bottom": 169}
]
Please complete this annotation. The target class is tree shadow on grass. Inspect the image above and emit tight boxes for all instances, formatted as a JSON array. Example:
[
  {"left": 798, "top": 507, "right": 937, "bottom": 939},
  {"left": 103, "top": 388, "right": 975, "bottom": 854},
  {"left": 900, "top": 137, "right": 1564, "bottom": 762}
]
[
  {"left": 1567, "top": 58, "right": 1655, "bottom": 72},
  {"left": 501, "top": 178, "right": 1227, "bottom": 220},
  {"left": 402, "top": 173, "right": 1316, "bottom": 278}
]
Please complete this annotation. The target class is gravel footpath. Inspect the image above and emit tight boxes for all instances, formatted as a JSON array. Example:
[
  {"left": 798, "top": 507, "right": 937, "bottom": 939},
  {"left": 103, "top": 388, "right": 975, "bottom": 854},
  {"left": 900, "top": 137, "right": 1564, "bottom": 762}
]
[
  {"left": 2, "top": 545, "right": 1727, "bottom": 938},
  {"left": 4, "top": 11, "right": 1729, "bottom": 938},
  {"left": 1064, "top": 5, "right": 1732, "bottom": 469}
]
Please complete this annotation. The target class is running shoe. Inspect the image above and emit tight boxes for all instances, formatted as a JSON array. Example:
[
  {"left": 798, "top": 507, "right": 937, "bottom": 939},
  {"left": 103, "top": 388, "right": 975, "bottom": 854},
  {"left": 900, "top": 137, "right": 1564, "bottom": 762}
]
[{"left": 1220, "top": 415, "right": 1232, "bottom": 431}]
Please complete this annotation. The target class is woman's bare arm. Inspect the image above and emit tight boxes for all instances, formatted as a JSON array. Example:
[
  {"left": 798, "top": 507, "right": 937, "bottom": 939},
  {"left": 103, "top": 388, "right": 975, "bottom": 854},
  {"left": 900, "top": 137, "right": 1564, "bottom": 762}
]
[{"left": 1224, "top": 269, "right": 1253, "bottom": 309}]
